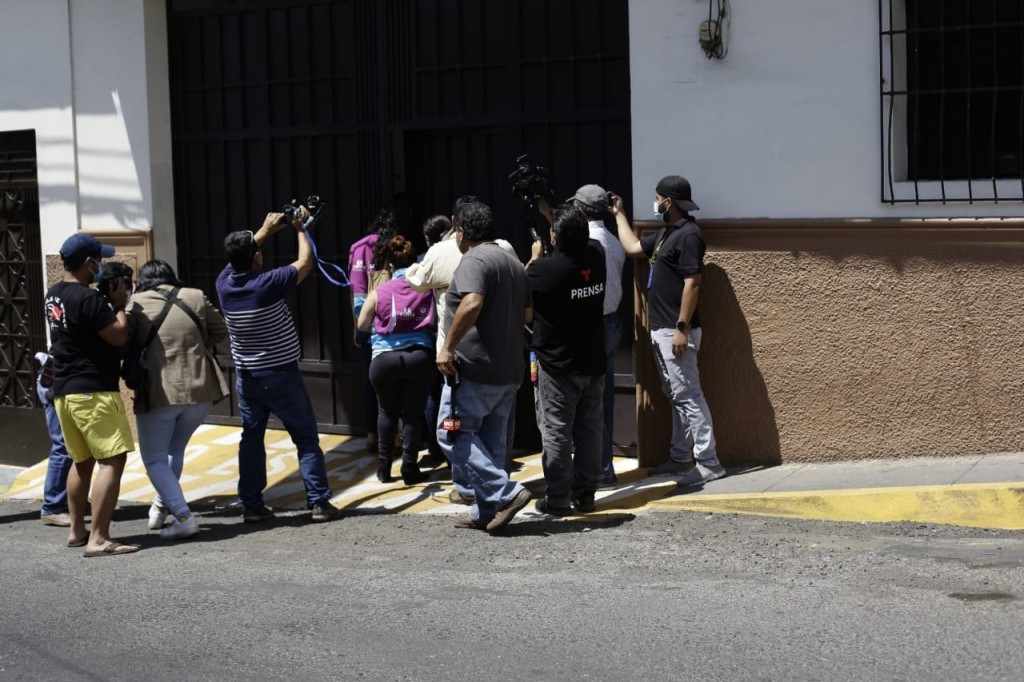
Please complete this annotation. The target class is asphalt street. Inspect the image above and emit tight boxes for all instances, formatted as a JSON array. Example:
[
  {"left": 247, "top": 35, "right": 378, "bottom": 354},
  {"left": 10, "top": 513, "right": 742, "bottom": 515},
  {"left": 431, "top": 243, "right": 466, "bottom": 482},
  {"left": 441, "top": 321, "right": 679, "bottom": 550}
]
[{"left": 1, "top": 499, "right": 1023, "bottom": 682}]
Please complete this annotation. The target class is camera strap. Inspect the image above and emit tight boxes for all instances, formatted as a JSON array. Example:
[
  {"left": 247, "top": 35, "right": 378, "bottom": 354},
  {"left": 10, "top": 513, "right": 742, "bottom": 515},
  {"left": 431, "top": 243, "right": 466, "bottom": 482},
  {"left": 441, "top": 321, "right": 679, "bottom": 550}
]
[{"left": 304, "top": 229, "right": 352, "bottom": 288}]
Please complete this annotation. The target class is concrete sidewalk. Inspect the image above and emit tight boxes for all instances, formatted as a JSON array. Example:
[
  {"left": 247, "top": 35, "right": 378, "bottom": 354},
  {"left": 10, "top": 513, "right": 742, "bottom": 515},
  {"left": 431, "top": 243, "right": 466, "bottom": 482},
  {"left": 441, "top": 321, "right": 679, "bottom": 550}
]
[
  {"left": 652, "top": 452, "right": 1024, "bottom": 530},
  {"left": 4, "top": 425, "right": 1024, "bottom": 529}
]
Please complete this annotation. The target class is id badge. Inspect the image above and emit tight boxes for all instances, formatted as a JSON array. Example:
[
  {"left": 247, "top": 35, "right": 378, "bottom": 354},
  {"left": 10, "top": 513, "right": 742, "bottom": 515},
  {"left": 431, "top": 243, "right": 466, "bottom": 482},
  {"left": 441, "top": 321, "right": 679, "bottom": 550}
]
[{"left": 646, "top": 267, "right": 654, "bottom": 290}]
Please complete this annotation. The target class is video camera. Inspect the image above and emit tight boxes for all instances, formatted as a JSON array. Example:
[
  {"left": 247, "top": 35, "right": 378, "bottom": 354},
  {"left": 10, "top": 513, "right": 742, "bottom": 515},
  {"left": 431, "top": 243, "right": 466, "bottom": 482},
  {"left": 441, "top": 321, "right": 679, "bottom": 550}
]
[
  {"left": 508, "top": 154, "right": 556, "bottom": 250},
  {"left": 282, "top": 194, "right": 327, "bottom": 231}
]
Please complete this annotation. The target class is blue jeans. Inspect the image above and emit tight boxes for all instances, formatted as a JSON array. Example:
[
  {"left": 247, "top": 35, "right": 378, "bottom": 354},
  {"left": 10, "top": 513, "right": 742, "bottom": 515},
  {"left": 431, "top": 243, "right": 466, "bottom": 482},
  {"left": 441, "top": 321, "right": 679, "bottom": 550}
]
[
  {"left": 36, "top": 378, "right": 71, "bottom": 516},
  {"left": 650, "top": 327, "right": 718, "bottom": 465},
  {"left": 236, "top": 367, "right": 333, "bottom": 510},
  {"left": 137, "top": 402, "right": 211, "bottom": 518},
  {"left": 436, "top": 379, "right": 523, "bottom": 523}
]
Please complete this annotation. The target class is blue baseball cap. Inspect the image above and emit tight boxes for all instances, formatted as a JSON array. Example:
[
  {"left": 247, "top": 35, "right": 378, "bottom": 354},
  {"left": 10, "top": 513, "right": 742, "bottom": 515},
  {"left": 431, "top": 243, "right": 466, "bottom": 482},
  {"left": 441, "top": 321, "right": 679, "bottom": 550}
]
[{"left": 59, "top": 233, "right": 115, "bottom": 263}]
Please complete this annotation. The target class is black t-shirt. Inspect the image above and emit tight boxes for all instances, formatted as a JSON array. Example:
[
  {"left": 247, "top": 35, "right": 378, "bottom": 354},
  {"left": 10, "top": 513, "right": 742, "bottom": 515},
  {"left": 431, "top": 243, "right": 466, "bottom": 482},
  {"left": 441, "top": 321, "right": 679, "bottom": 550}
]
[
  {"left": 527, "top": 240, "right": 606, "bottom": 375},
  {"left": 640, "top": 218, "right": 706, "bottom": 330},
  {"left": 44, "top": 281, "right": 121, "bottom": 396}
]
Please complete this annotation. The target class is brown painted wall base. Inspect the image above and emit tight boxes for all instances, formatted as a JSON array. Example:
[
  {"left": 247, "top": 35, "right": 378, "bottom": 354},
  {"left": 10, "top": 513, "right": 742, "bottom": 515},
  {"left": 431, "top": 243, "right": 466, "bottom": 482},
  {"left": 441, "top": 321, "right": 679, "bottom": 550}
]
[{"left": 633, "top": 218, "right": 1024, "bottom": 467}]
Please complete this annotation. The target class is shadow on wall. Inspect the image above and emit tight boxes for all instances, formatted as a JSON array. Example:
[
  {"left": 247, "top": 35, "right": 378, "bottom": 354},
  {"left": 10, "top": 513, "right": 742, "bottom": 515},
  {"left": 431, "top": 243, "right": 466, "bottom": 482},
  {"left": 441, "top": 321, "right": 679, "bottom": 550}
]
[{"left": 700, "top": 263, "right": 781, "bottom": 467}]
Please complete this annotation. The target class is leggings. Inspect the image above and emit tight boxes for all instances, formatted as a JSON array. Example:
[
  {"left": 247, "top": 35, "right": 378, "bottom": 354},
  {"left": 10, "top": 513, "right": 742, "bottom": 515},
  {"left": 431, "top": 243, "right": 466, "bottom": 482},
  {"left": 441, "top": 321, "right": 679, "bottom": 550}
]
[{"left": 368, "top": 346, "right": 437, "bottom": 464}]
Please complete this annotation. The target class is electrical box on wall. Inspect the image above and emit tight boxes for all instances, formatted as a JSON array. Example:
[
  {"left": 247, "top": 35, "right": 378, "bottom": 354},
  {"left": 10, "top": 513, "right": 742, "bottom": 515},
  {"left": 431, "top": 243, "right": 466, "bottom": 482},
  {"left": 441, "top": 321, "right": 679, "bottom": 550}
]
[{"left": 699, "top": 20, "right": 721, "bottom": 53}]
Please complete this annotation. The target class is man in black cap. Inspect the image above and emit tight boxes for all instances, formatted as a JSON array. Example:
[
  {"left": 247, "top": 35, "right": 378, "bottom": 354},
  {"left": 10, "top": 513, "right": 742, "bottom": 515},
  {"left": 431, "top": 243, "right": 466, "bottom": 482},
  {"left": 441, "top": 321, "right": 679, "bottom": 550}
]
[
  {"left": 612, "top": 176, "right": 725, "bottom": 486},
  {"left": 44, "top": 233, "right": 139, "bottom": 556}
]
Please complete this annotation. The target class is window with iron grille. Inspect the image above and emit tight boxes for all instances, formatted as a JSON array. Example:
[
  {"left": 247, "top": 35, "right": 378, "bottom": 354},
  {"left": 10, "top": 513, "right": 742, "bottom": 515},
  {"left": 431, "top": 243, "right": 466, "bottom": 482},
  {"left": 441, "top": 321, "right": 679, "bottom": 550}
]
[{"left": 880, "top": 0, "right": 1024, "bottom": 203}]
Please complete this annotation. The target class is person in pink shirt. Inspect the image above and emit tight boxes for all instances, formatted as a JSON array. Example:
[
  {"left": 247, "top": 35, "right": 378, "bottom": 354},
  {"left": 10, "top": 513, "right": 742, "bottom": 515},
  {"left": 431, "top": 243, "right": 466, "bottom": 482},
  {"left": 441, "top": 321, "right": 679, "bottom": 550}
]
[{"left": 348, "top": 209, "right": 399, "bottom": 450}]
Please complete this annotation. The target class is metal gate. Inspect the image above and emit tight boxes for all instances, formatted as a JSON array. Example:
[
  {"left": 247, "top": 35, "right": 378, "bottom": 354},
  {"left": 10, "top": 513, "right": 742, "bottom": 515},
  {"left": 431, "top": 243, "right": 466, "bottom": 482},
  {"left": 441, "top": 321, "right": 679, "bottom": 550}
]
[
  {"left": 167, "top": 0, "right": 635, "bottom": 445},
  {"left": 0, "top": 129, "right": 49, "bottom": 465}
]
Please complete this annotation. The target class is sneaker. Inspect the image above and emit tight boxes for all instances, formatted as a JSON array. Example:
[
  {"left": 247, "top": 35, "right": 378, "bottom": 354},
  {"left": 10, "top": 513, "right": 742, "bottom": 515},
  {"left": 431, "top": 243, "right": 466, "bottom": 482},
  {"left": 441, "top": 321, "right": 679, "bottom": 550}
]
[
  {"left": 41, "top": 512, "right": 72, "bottom": 527},
  {"left": 242, "top": 505, "right": 276, "bottom": 523},
  {"left": 678, "top": 462, "right": 727, "bottom": 487},
  {"left": 649, "top": 459, "right": 692, "bottom": 476},
  {"left": 534, "top": 497, "right": 572, "bottom": 517},
  {"left": 311, "top": 502, "right": 342, "bottom": 523},
  {"left": 160, "top": 514, "right": 200, "bottom": 541},
  {"left": 485, "top": 488, "right": 532, "bottom": 532},
  {"left": 449, "top": 488, "right": 475, "bottom": 506},
  {"left": 571, "top": 492, "right": 596, "bottom": 514},
  {"left": 453, "top": 514, "right": 487, "bottom": 530},
  {"left": 147, "top": 504, "right": 169, "bottom": 530}
]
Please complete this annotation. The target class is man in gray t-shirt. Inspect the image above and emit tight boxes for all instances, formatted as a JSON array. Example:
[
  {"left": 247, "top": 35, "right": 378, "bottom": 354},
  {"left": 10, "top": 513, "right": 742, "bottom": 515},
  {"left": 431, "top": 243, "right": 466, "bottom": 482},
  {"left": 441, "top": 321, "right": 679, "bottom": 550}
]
[{"left": 436, "top": 201, "right": 533, "bottom": 533}]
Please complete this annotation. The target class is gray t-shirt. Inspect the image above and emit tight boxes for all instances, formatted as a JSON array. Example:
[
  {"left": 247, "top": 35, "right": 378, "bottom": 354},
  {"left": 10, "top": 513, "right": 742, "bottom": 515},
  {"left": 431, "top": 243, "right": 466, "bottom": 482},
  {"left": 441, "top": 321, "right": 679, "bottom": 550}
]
[{"left": 444, "top": 242, "right": 531, "bottom": 385}]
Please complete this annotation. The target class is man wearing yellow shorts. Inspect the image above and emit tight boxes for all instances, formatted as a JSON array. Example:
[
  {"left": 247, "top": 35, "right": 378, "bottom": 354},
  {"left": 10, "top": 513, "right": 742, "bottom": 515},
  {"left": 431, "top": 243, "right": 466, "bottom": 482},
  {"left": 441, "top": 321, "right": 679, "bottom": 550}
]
[{"left": 45, "top": 233, "right": 137, "bottom": 557}]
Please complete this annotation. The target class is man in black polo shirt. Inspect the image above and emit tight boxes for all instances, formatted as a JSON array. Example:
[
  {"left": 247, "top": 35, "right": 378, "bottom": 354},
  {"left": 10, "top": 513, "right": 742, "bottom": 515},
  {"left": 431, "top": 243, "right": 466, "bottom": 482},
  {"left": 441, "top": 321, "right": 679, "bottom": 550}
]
[
  {"left": 613, "top": 176, "right": 724, "bottom": 486},
  {"left": 526, "top": 206, "right": 607, "bottom": 515}
]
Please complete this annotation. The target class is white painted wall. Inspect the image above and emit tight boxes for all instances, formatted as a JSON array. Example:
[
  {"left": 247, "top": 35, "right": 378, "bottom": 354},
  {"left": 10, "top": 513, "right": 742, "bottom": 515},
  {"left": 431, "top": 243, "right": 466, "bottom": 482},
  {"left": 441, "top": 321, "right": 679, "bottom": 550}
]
[
  {"left": 0, "top": 0, "right": 78, "bottom": 256},
  {"left": 0, "top": 0, "right": 175, "bottom": 262},
  {"left": 629, "top": 0, "right": 1024, "bottom": 220}
]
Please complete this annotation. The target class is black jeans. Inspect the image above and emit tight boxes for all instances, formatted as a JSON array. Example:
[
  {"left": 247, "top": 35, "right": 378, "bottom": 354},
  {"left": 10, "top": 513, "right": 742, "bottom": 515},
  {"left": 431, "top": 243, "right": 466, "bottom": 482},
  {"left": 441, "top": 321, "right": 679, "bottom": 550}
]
[{"left": 368, "top": 346, "right": 437, "bottom": 464}]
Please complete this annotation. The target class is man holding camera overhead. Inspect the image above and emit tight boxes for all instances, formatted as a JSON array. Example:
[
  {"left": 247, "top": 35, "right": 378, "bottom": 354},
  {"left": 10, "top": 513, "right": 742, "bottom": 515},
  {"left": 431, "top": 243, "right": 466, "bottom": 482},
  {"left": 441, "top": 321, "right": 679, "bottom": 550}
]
[{"left": 217, "top": 208, "right": 342, "bottom": 524}]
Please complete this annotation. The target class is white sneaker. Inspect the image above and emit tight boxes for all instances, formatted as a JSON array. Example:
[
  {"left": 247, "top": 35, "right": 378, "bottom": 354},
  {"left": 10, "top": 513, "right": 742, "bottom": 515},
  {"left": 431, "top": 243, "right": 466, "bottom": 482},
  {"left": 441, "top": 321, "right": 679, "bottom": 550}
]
[
  {"left": 678, "top": 462, "right": 727, "bottom": 487},
  {"left": 160, "top": 514, "right": 200, "bottom": 541},
  {"left": 148, "top": 504, "right": 169, "bottom": 530}
]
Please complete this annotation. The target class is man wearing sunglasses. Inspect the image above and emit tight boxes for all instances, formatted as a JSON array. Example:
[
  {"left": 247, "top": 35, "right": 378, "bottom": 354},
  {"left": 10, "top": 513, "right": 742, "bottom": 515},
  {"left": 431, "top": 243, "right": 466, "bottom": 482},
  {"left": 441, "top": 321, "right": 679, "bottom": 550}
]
[{"left": 217, "top": 209, "right": 341, "bottom": 524}]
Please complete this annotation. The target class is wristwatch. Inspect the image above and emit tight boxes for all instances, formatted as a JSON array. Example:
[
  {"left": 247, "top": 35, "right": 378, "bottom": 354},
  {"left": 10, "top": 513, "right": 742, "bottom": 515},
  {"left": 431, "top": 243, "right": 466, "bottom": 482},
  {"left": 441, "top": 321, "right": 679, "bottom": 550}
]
[{"left": 675, "top": 320, "right": 689, "bottom": 333}]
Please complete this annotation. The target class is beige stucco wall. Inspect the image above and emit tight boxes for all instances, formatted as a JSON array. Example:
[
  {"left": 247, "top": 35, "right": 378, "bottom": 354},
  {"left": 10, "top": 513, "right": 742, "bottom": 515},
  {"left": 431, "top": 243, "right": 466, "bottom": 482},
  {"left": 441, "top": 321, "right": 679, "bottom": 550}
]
[{"left": 688, "top": 225, "right": 1024, "bottom": 466}]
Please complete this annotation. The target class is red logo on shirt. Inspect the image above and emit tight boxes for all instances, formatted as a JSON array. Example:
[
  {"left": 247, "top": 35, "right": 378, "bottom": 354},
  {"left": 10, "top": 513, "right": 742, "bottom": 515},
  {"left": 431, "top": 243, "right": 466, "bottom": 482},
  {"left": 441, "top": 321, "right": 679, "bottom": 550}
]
[{"left": 580, "top": 268, "right": 592, "bottom": 282}]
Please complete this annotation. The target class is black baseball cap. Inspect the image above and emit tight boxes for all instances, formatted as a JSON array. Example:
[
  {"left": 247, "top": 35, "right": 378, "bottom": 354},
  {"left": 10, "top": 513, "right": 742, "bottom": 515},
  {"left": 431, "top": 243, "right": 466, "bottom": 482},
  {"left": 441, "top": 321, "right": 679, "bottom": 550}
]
[
  {"left": 655, "top": 175, "right": 700, "bottom": 212},
  {"left": 59, "top": 233, "right": 115, "bottom": 264}
]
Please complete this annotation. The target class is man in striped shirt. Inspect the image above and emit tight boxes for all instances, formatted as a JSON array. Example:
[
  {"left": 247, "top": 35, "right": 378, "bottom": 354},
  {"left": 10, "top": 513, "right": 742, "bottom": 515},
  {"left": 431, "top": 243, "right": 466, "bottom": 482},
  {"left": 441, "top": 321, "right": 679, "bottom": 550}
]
[{"left": 217, "top": 209, "right": 341, "bottom": 524}]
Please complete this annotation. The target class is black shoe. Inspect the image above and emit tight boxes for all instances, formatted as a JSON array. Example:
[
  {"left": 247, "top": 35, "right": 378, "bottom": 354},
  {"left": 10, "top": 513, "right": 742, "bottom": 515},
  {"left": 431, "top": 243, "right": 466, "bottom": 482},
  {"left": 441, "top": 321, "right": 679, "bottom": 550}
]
[
  {"left": 242, "top": 505, "right": 276, "bottom": 523},
  {"left": 311, "top": 502, "right": 342, "bottom": 522},
  {"left": 400, "top": 464, "right": 428, "bottom": 485},
  {"left": 376, "top": 460, "right": 393, "bottom": 483},
  {"left": 534, "top": 497, "right": 572, "bottom": 517},
  {"left": 571, "top": 492, "right": 596, "bottom": 513}
]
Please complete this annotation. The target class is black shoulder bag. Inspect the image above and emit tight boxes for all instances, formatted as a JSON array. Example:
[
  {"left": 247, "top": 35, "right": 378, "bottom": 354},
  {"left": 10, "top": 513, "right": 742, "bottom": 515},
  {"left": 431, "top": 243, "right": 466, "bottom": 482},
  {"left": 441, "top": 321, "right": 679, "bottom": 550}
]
[{"left": 122, "top": 287, "right": 181, "bottom": 410}]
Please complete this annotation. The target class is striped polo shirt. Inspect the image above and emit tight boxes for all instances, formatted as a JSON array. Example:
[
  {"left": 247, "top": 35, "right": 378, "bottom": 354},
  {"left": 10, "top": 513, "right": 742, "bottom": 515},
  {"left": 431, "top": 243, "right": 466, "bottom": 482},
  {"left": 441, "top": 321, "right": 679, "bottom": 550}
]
[{"left": 216, "top": 263, "right": 301, "bottom": 373}]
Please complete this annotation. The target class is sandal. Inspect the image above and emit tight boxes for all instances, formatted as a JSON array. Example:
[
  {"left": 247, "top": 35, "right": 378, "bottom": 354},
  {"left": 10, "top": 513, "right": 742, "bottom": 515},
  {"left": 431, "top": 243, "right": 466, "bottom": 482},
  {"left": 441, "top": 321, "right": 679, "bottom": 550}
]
[{"left": 83, "top": 541, "right": 141, "bottom": 558}]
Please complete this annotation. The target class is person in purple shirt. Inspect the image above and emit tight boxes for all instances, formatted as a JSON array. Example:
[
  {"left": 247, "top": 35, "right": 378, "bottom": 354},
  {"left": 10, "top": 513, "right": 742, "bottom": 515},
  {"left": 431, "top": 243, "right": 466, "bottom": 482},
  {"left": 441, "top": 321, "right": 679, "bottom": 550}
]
[
  {"left": 216, "top": 209, "right": 342, "bottom": 524},
  {"left": 348, "top": 209, "right": 399, "bottom": 451},
  {"left": 356, "top": 235, "right": 437, "bottom": 485}
]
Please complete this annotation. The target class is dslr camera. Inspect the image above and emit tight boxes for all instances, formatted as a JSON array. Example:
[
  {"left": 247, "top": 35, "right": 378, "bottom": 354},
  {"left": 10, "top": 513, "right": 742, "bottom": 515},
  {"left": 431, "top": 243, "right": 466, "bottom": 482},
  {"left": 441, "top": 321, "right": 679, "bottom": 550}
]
[
  {"left": 97, "top": 261, "right": 133, "bottom": 300},
  {"left": 282, "top": 194, "right": 327, "bottom": 230}
]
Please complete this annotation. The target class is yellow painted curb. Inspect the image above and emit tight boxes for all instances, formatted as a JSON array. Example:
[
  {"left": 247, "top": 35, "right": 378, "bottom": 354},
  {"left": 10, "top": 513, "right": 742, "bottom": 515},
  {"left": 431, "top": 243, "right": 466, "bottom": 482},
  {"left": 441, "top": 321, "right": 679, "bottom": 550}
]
[{"left": 649, "top": 482, "right": 1024, "bottom": 530}]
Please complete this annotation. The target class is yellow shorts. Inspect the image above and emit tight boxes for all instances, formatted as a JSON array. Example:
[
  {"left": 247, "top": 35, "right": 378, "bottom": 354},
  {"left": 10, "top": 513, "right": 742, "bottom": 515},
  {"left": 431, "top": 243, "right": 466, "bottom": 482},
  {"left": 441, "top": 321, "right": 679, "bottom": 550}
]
[{"left": 54, "top": 392, "right": 135, "bottom": 463}]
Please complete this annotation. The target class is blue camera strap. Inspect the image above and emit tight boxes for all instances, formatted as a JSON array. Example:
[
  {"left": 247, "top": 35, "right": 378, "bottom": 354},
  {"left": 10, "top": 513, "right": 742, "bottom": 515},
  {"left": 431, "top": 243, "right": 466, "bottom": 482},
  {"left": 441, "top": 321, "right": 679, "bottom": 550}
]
[{"left": 304, "top": 228, "right": 351, "bottom": 288}]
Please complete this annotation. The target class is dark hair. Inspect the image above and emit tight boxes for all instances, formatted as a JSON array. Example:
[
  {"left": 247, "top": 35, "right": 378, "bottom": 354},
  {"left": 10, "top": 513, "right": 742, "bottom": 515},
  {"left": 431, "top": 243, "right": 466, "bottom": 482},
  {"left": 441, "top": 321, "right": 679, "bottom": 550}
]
[
  {"left": 135, "top": 259, "right": 183, "bottom": 293},
  {"left": 456, "top": 202, "right": 497, "bottom": 243},
  {"left": 96, "top": 261, "right": 134, "bottom": 298},
  {"left": 224, "top": 231, "right": 256, "bottom": 271},
  {"left": 63, "top": 255, "right": 87, "bottom": 272},
  {"left": 551, "top": 206, "right": 589, "bottom": 255},
  {"left": 422, "top": 215, "right": 451, "bottom": 246},
  {"left": 451, "top": 194, "right": 480, "bottom": 222},
  {"left": 382, "top": 236, "right": 416, "bottom": 270},
  {"left": 369, "top": 208, "right": 401, "bottom": 269}
]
